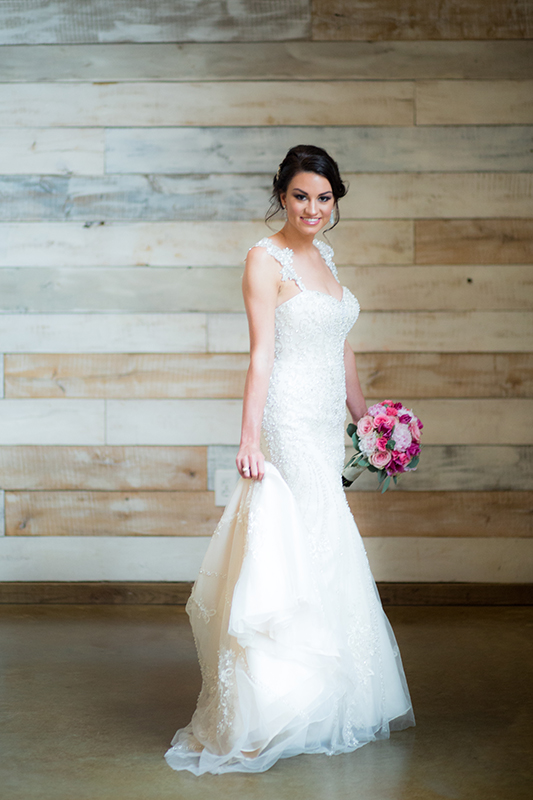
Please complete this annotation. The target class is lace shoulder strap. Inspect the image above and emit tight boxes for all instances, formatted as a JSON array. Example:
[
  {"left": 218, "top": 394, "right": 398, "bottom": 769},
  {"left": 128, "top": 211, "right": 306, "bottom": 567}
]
[
  {"left": 313, "top": 239, "right": 339, "bottom": 282},
  {"left": 248, "top": 238, "right": 306, "bottom": 291}
]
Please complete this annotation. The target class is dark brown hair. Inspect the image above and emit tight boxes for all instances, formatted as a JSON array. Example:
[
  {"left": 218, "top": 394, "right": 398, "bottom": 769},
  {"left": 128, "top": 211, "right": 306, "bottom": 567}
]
[{"left": 266, "top": 144, "right": 348, "bottom": 229}]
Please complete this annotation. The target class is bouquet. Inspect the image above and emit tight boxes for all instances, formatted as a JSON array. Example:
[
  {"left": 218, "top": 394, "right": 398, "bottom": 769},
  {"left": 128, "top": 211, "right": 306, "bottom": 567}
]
[{"left": 342, "top": 400, "right": 423, "bottom": 492}]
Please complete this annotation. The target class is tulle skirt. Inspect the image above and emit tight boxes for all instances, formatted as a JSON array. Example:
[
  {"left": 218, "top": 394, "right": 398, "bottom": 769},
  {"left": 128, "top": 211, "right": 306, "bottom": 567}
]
[{"left": 164, "top": 463, "right": 415, "bottom": 775}]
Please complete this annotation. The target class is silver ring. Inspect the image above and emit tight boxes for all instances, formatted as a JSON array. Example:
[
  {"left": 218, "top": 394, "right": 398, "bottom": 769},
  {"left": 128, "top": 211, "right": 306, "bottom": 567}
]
[{"left": 243, "top": 468, "right": 250, "bottom": 475}]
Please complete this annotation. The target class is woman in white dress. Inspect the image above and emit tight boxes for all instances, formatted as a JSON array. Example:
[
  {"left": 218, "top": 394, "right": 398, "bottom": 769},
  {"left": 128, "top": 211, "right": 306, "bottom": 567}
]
[{"left": 165, "top": 145, "right": 415, "bottom": 775}]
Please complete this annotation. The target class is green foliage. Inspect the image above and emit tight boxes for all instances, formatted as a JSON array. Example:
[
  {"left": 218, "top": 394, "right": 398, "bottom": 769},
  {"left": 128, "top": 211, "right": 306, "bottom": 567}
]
[{"left": 346, "top": 423, "right": 357, "bottom": 438}]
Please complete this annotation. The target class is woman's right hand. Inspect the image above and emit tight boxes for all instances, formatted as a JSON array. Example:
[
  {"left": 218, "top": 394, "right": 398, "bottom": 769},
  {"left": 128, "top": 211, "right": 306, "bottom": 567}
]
[{"left": 236, "top": 444, "right": 265, "bottom": 481}]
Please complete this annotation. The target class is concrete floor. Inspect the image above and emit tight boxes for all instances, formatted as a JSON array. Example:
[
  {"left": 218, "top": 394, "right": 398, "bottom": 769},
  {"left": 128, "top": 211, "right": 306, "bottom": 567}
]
[{"left": 1, "top": 605, "right": 531, "bottom": 800}]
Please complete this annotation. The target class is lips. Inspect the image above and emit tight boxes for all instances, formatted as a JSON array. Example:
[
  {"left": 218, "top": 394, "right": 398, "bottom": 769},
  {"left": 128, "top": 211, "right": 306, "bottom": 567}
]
[{"left": 301, "top": 217, "right": 321, "bottom": 225}]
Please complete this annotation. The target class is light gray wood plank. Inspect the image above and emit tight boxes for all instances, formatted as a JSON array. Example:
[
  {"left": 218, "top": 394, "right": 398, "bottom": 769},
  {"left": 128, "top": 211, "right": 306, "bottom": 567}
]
[
  {"left": 106, "top": 126, "right": 533, "bottom": 174},
  {"left": 1, "top": 266, "right": 530, "bottom": 313},
  {"left": 103, "top": 397, "right": 533, "bottom": 446},
  {"left": 209, "top": 311, "right": 533, "bottom": 353},
  {"left": 0, "top": 490, "right": 4, "bottom": 536},
  {"left": 345, "top": 445, "right": 533, "bottom": 492},
  {"left": 417, "top": 81, "right": 533, "bottom": 125},
  {"left": 0, "top": 0, "right": 310, "bottom": 45},
  {"left": 0, "top": 445, "right": 207, "bottom": 491},
  {"left": 0, "top": 175, "right": 272, "bottom": 221},
  {"left": 106, "top": 399, "right": 243, "bottom": 445},
  {"left": 0, "top": 314, "right": 207, "bottom": 353},
  {"left": 312, "top": 0, "right": 533, "bottom": 41},
  {"left": 0, "top": 128, "right": 104, "bottom": 176},
  {"left": 0, "top": 81, "right": 414, "bottom": 127},
  {"left": 2, "top": 42, "right": 533, "bottom": 81},
  {"left": 342, "top": 173, "right": 533, "bottom": 219},
  {"left": 4, "top": 173, "right": 532, "bottom": 222},
  {"left": 0, "top": 267, "right": 245, "bottom": 313},
  {"left": 0, "top": 399, "right": 105, "bottom": 445},
  {"left": 0, "top": 221, "right": 412, "bottom": 267}
]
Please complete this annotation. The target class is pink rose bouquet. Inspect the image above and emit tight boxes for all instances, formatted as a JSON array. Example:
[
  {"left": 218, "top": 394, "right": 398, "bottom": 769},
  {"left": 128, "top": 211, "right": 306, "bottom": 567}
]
[{"left": 342, "top": 400, "right": 423, "bottom": 492}]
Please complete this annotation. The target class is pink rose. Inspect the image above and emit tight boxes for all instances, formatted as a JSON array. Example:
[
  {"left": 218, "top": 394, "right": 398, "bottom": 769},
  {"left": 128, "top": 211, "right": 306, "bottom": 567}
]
[
  {"left": 374, "top": 414, "right": 395, "bottom": 433},
  {"left": 387, "top": 407, "right": 398, "bottom": 416},
  {"left": 409, "top": 421, "right": 421, "bottom": 442},
  {"left": 376, "top": 436, "right": 389, "bottom": 452},
  {"left": 369, "top": 450, "right": 392, "bottom": 469},
  {"left": 356, "top": 415, "right": 375, "bottom": 437}
]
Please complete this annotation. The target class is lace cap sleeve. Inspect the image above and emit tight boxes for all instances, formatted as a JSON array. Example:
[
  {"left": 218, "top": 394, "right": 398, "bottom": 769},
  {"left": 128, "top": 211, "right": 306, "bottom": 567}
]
[{"left": 313, "top": 240, "right": 339, "bottom": 282}]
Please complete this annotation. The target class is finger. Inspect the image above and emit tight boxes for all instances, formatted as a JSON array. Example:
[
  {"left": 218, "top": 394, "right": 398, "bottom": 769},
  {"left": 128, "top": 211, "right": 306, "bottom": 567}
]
[
  {"left": 241, "top": 459, "right": 251, "bottom": 479},
  {"left": 249, "top": 458, "right": 259, "bottom": 479}
]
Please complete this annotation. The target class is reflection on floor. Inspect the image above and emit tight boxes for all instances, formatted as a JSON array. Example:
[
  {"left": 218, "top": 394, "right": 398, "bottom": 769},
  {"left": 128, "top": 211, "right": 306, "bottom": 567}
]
[{"left": 1, "top": 604, "right": 531, "bottom": 800}]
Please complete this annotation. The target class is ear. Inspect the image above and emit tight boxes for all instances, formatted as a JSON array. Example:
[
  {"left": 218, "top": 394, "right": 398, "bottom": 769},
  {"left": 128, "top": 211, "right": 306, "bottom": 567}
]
[{"left": 279, "top": 192, "right": 287, "bottom": 209}]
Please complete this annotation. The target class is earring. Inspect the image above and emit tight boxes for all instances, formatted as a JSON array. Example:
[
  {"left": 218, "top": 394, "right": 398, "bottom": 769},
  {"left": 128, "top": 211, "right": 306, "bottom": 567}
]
[
  {"left": 330, "top": 210, "right": 335, "bottom": 225},
  {"left": 282, "top": 205, "right": 287, "bottom": 220}
]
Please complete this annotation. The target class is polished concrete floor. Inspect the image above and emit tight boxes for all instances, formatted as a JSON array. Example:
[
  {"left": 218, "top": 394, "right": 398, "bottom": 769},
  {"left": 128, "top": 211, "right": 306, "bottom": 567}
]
[{"left": 1, "top": 604, "right": 531, "bottom": 800}]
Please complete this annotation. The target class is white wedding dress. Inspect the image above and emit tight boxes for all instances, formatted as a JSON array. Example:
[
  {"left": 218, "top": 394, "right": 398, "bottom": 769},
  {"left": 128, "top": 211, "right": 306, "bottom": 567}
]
[{"left": 164, "top": 238, "right": 415, "bottom": 775}]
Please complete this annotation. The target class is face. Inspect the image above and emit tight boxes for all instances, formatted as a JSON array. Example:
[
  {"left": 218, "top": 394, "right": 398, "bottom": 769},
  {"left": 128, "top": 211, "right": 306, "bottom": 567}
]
[{"left": 281, "top": 171, "right": 335, "bottom": 236}]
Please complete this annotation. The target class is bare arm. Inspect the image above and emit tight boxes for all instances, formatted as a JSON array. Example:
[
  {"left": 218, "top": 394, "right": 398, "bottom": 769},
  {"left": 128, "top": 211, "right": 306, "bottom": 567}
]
[
  {"left": 236, "top": 248, "right": 280, "bottom": 480},
  {"left": 344, "top": 339, "right": 367, "bottom": 423}
]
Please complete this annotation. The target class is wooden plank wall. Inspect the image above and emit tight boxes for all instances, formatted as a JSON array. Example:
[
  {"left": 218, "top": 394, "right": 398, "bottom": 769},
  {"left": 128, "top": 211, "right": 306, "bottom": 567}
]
[{"left": 0, "top": 1, "right": 532, "bottom": 584}]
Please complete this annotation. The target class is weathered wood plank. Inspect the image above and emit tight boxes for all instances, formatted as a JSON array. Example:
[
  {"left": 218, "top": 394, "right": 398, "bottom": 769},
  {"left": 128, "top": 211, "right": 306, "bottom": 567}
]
[
  {"left": 209, "top": 311, "right": 533, "bottom": 353},
  {"left": 100, "top": 397, "right": 533, "bottom": 446},
  {"left": 417, "top": 81, "right": 533, "bottom": 125},
  {"left": 7, "top": 353, "right": 532, "bottom": 400},
  {"left": 0, "top": 128, "right": 104, "bottom": 176},
  {"left": 1, "top": 266, "right": 530, "bottom": 314},
  {"left": 4, "top": 354, "right": 248, "bottom": 399},
  {"left": 415, "top": 220, "right": 533, "bottom": 265},
  {"left": 6, "top": 490, "right": 531, "bottom": 538},
  {"left": 0, "top": 446, "right": 207, "bottom": 491},
  {"left": 346, "top": 492, "right": 533, "bottom": 537},
  {"left": 0, "top": 174, "right": 272, "bottom": 221},
  {"left": 339, "top": 266, "right": 533, "bottom": 311},
  {"left": 312, "top": 0, "right": 533, "bottom": 40},
  {"left": 5, "top": 491, "right": 222, "bottom": 537},
  {"left": 0, "top": 221, "right": 413, "bottom": 267},
  {"left": 4, "top": 173, "right": 531, "bottom": 221},
  {"left": 0, "top": 314, "right": 207, "bottom": 353},
  {"left": 2, "top": 42, "right": 533, "bottom": 81},
  {"left": 106, "top": 399, "right": 242, "bottom": 446},
  {"left": 346, "top": 445, "right": 533, "bottom": 492},
  {"left": 0, "top": 0, "right": 310, "bottom": 45},
  {"left": 208, "top": 442, "right": 533, "bottom": 492},
  {"left": 0, "top": 400, "right": 105, "bottom": 445},
  {"left": 0, "top": 267, "right": 245, "bottom": 313},
  {"left": 106, "top": 125, "right": 533, "bottom": 174},
  {"left": 342, "top": 173, "right": 533, "bottom": 219},
  {"left": 0, "top": 82, "right": 414, "bottom": 127}
]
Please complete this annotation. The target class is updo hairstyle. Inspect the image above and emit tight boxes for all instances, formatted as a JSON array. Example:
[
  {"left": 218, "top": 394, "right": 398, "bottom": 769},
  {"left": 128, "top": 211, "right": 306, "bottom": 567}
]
[{"left": 266, "top": 144, "right": 348, "bottom": 230}]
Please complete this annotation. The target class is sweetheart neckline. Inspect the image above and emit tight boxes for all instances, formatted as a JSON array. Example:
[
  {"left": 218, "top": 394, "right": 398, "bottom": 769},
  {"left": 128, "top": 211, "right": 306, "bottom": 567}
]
[{"left": 276, "top": 285, "right": 346, "bottom": 311}]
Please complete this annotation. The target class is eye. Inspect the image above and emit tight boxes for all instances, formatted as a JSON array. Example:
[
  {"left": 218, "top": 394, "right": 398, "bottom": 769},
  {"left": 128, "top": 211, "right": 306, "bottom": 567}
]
[
  {"left": 294, "top": 193, "right": 307, "bottom": 200},
  {"left": 319, "top": 195, "right": 332, "bottom": 202}
]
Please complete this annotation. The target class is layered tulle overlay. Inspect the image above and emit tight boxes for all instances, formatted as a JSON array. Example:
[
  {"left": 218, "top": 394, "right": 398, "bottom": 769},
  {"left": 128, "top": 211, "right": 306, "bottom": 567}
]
[{"left": 164, "top": 239, "right": 414, "bottom": 775}]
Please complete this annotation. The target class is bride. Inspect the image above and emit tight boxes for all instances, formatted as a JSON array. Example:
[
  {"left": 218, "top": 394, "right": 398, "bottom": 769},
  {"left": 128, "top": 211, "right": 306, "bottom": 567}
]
[{"left": 164, "top": 144, "right": 415, "bottom": 775}]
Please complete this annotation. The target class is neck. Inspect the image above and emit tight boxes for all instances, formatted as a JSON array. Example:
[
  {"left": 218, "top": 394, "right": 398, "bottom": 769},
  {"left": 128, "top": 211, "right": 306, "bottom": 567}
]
[{"left": 276, "top": 223, "right": 324, "bottom": 252}]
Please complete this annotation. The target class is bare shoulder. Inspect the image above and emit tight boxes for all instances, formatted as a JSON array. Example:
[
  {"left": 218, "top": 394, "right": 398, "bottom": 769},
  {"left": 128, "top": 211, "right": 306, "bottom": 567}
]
[{"left": 244, "top": 242, "right": 281, "bottom": 289}]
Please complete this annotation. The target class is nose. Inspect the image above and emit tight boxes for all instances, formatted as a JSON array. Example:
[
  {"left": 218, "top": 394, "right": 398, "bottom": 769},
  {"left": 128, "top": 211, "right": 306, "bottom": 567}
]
[{"left": 305, "top": 197, "right": 318, "bottom": 216}]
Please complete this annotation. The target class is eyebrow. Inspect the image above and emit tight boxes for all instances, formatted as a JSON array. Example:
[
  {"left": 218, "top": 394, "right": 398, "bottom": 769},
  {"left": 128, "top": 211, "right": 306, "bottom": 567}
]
[{"left": 292, "top": 187, "right": 333, "bottom": 195}]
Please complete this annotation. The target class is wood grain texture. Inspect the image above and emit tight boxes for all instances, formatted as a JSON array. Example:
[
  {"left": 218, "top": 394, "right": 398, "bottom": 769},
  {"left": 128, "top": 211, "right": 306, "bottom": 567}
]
[
  {"left": 415, "top": 220, "right": 533, "bottom": 265},
  {"left": 346, "top": 492, "right": 533, "bottom": 537},
  {"left": 342, "top": 174, "right": 533, "bottom": 219},
  {"left": 0, "top": 174, "right": 272, "bottom": 221},
  {"left": 3, "top": 42, "right": 533, "bottom": 81},
  {"left": 4, "top": 172, "right": 532, "bottom": 221},
  {"left": 1, "top": 265, "right": 530, "bottom": 314},
  {"left": 106, "top": 399, "right": 243, "bottom": 445},
  {"left": 0, "top": 446, "right": 207, "bottom": 491},
  {"left": 5, "top": 490, "right": 531, "bottom": 538},
  {"left": 312, "top": 0, "right": 533, "bottom": 40},
  {"left": 210, "top": 311, "right": 533, "bottom": 353},
  {"left": 0, "top": 82, "right": 414, "bottom": 127},
  {"left": 6, "top": 353, "right": 531, "bottom": 400},
  {"left": 5, "top": 354, "right": 248, "bottom": 399},
  {"left": 0, "top": 128, "right": 104, "bottom": 176},
  {"left": 106, "top": 125, "right": 533, "bottom": 174},
  {"left": 0, "top": 314, "right": 207, "bottom": 353},
  {"left": 0, "top": 0, "right": 310, "bottom": 45},
  {"left": 346, "top": 445, "right": 533, "bottom": 492},
  {"left": 5, "top": 491, "right": 223, "bottom": 537},
  {"left": 0, "top": 221, "right": 413, "bottom": 267},
  {"left": 416, "top": 81, "right": 533, "bottom": 125},
  {"left": 0, "top": 400, "right": 105, "bottom": 445}
]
